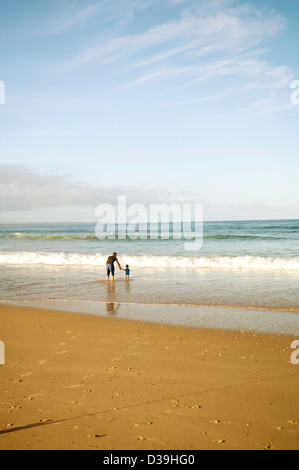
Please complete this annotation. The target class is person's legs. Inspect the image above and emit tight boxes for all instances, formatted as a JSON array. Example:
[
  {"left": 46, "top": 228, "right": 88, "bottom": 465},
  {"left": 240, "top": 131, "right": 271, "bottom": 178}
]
[
  {"left": 111, "top": 264, "right": 115, "bottom": 282},
  {"left": 106, "top": 264, "right": 112, "bottom": 281}
]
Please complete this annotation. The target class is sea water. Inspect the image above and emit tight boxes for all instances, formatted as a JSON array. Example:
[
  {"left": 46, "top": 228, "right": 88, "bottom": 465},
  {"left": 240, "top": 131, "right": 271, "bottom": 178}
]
[{"left": 0, "top": 219, "right": 298, "bottom": 333}]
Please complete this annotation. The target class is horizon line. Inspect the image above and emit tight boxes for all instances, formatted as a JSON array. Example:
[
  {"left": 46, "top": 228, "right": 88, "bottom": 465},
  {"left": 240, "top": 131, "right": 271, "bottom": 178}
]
[{"left": 0, "top": 217, "right": 298, "bottom": 226}]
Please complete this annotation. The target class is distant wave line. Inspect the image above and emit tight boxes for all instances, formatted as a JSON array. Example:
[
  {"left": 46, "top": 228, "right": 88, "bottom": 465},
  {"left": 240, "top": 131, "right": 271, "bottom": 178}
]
[{"left": 0, "top": 232, "right": 297, "bottom": 241}]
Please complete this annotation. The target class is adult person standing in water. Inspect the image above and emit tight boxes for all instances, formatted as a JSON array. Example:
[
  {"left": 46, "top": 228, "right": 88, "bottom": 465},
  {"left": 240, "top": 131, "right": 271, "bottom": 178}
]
[{"left": 106, "top": 252, "right": 122, "bottom": 282}]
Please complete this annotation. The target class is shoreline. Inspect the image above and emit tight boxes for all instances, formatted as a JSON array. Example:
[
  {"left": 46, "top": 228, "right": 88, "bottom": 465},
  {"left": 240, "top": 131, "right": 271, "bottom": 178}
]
[
  {"left": 1, "top": 300, "right": 298, "bottom": 336},
  {"left": 3, "top": 298, "right": 299, "bottom": 312},
  {"left": 0, "top": 303, "right": 299, "bottom": 450}
]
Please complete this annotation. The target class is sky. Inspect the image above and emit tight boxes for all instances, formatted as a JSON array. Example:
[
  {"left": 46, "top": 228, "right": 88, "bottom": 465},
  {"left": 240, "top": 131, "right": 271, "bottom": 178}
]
[{"left": 0, "top": 0, "right": 298, "bottom": 223}]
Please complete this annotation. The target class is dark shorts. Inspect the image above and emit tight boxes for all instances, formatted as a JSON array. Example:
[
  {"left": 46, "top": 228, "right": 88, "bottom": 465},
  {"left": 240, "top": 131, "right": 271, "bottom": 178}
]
[{"left": 106, "top": 264, "right": 115, "bottom": 277}]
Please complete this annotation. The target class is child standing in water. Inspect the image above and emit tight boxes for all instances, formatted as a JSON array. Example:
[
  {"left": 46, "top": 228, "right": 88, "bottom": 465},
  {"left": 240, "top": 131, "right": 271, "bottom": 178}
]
[{"left": 122, "top": 264, "right": 130, "bottom": 280}]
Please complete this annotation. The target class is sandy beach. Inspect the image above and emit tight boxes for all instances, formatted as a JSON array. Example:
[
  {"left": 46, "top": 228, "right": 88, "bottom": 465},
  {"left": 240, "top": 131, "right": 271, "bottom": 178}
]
[{"left": 0, "top": 303, "right": 298, "bottom": 450}]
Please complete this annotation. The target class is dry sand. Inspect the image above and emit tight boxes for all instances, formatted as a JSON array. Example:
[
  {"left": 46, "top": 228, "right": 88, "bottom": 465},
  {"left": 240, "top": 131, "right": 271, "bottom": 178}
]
[{"left": 0, "top": 303, "right": 298, "bottom": 450}]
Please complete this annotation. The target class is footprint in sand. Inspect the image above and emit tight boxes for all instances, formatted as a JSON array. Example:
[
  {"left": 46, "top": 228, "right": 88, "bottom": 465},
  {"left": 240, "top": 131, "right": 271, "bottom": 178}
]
[
  {"left": 9, "top": 404, "right": 22, "bottom": 413},
  {"left": 264, "top": 444, "right": 274, "bottom": 450},
  {"left": 106, "top": 366, "right": 118, "bottom": 372},
  {"left": 216, "top": 439, "right": 226, "bottom": 444},
  {"left": 20, "top": 372, "right": 33, "bottom": 378},
  {"left": 25, "top": 393, "right": 44, "bottom": 401},
  {"left": 137, "top": 436, "right": 165, "bottom": 445},
  {"left": 63, "top": 384, "right": 82, "bottom": 389}
]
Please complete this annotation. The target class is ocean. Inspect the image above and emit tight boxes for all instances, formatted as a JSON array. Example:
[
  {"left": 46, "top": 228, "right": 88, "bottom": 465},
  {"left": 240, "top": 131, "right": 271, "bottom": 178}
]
[{"left": 0, "top": 219, "right": 298, "bottom": 334}]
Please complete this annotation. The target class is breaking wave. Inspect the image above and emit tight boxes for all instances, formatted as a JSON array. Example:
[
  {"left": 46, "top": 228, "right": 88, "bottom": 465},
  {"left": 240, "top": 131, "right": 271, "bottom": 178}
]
[{"left": 0, "top": 252, "right": 298, "bottom": 270}]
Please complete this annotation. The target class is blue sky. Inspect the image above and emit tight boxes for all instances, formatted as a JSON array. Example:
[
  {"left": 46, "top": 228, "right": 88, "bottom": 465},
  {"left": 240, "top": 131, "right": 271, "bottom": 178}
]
[{"left": 0, "top": 0, "right": 298, "bottom": 222}]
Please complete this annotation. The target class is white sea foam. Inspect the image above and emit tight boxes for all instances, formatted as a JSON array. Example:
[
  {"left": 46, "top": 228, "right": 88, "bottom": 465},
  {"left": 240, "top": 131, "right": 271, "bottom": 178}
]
[{"left": 0, "top": 252, "right": 299, "bottom": 270}]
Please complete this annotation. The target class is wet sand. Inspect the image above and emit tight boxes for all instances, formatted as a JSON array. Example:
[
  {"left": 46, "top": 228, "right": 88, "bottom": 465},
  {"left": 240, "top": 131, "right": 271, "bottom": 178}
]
[{"left": 0, "top": 303, "right": 298, "bottom": 450}]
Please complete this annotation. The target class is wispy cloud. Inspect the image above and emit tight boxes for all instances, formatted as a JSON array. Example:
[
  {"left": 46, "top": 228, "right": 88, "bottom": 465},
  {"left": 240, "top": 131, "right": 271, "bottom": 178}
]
[
  {"left": 64, "top": 1, "right": 285, "bottom": 67},
  {"left": 28, "top": 0, "right": 159, "bottom": 37},
  {"left": 2, "top": 0, "right": 294, "bottom": 119},
  {"left": 54, "top": 0, "right": 291, "bottom": 115}
]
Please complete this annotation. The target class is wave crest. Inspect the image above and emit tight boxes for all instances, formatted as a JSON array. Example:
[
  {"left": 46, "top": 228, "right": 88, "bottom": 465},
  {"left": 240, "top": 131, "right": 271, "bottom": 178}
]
[{"left": 0, "top": 252, "right": 298, "bottom": 270}]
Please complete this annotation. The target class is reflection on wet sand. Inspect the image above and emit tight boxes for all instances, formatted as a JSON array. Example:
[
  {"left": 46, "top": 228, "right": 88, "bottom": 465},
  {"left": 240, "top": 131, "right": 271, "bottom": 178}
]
[
  {"left": 105, "top": 302, "right": 120, "bottom": 315},
  {"left": 105, "top": 281, "right": 120, "bottom": 315}
]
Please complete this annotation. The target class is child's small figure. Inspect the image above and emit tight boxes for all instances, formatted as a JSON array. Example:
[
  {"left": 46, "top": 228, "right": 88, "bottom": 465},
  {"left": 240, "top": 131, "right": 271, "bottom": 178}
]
[{"left": 123, "top": 264, "right": 130, "bottom": 280}]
